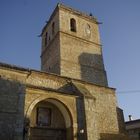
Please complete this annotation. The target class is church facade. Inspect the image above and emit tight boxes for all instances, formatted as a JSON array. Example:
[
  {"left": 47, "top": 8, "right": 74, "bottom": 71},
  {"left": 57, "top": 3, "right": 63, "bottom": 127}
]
[{"left": 0, "top": 3, "right": 130, "bottom": 140}]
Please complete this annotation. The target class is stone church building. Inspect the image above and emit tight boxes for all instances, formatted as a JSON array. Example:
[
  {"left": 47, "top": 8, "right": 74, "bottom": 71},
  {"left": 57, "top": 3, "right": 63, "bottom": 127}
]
[{"left": 0, "top": 3, "right": 132, "bottom": 140}]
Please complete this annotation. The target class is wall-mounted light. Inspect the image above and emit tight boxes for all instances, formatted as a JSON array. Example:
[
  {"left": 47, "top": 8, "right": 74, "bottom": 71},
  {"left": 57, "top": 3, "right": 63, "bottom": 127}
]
[{"left": 80, "top": 129, "right": 84, "bottom": 134}]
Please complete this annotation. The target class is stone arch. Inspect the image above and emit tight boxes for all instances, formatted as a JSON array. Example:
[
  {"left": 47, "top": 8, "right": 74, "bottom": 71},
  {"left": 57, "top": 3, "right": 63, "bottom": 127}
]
[
  {"left": 25, "top": 95, "right": 74, "bottom": 140},
  {"left": 46, "top": 98, "right": 72, "bottom": 128}
]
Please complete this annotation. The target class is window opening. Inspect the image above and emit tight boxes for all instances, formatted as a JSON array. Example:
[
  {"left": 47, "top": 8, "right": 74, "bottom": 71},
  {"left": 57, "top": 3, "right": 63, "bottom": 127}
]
[
  {"left": 52, "top": 22, "right": 55, "bottom": 35},
  {"left": 70, "top": 18, "right": 76, "bottom": 32}
]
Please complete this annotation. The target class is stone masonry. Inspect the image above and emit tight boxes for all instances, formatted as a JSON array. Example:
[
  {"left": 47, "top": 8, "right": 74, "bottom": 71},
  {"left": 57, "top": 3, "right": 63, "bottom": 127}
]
[
  {"left": 0, "top": 62, "right": 127, "bottom": 140},
  {"left": 0, "top": 3, "right": 133, "bottom": 140},
  {"left": 41, "top": 4, "right": 108, "bottom": 87}
]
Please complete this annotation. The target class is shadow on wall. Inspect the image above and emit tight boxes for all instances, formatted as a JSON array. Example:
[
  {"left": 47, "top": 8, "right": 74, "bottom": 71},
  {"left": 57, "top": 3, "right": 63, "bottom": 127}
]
[
  {"left": 116, "top": 107, "right": 126, "bottom": 134},
  {"left": 0, "top": 77, "right": 25, "bottom": 140},
  {"left": 78, "top": 53, "right": 108, "bottom": 86},
  {"left": 58, "top": 82, "right": 88, "bottom": 140},
  {"left": 76, "top": 96, "right": 88, "bottom": 140}
]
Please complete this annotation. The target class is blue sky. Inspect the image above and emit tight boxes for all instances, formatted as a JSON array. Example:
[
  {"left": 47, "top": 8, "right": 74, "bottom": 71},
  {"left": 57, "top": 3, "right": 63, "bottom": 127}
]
[{"left": 0, "top": 0, "right": 140, "bottom": 121}]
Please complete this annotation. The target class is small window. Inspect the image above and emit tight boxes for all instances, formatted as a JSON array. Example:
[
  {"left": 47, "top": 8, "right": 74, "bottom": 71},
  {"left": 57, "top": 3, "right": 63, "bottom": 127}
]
[
  {"left": 45, "top": 32, "right": 48, "bottom": 46},
  {"left": 70, "top": 18, "right": 76, "bottom": 32},
  {"left": 52, "top": 22, "right": 55, "bottom": 35}
]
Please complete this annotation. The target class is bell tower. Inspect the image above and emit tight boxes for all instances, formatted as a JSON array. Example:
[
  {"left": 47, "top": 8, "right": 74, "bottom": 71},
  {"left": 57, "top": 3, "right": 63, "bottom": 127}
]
[{"left": 41, "top": 3, "right": 108, "bottom": 86}]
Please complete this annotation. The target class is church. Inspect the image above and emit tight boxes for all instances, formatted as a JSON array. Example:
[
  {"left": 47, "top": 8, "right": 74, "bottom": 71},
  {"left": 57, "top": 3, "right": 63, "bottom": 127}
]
[{"left": 0, "top": 3, "right": 132, "bottom": 140}]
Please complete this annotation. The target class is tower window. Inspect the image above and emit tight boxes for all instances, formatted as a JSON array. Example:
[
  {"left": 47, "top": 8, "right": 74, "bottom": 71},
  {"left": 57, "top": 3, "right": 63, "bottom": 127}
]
[
  {"left": 45, "top": 32, "right": 48, "bottom": 46},
  {"left": 52, "top": 22, "right": 55, "bottom": 35},
  {"left": 70, "top": 18, "right": 76, "bottom": 32}
]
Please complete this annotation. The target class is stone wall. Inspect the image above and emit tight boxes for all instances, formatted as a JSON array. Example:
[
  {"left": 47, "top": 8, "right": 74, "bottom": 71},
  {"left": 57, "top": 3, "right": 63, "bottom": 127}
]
[
  {"left": 0, "top": 76, "right": 25, "bottom": 140},
  {"left": 41, "top": 33, "right": 60, "bottom": 73},
  {"left": 41, "top": 10, "right": 60, "bottom": 73},
  {"left": 0, "top": 64, "right": 123, "bottom": 140},
  {"left": 40, "top": 4, "right": 108, "bottom": 86},
  {"left": 72, "top": 80, "right": 119, "bottom": 139},
  {"left": 60, "top": 32, "right": 107, "bottom": 86},
  {"left": 59, "top": 6, "right": 108, "bottom": 86},
  {"left": 59, "top": 6, "right": 101, "bottom": 44},
  {"left": 0, "top": 64, "right": 78, "bottom": 140},
  {"left": 41, "top": 9, "right": 59, "bottom": 52}
]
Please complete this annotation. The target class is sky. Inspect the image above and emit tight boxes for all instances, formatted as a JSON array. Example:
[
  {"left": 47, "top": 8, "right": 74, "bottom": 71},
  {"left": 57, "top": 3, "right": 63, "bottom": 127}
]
[{"left": 0, "top": 0, "right": 140, "bottom": 121}]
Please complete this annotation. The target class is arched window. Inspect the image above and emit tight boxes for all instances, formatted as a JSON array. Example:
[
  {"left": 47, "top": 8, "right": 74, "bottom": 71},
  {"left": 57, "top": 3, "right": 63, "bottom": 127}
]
[
  {"left": 45, "top": 32, "right": 48, "bottom": 46},
  {"left": 70, "top": 18, "right": 76, "bottom": 32},
  {"left": 52, "top": 22, "right": 55, "bottom": 35}
]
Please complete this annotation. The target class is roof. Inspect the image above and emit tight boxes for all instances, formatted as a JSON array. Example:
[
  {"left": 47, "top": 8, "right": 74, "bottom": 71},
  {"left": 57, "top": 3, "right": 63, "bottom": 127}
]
[
  {"left": 125, "top": 119, "right": 140, "bottom": 125},
  {"left": 125, "top": 119, "right": 140, "bottom": 130},
  {"left": 72, "top": 81, "right": 94, "bottom": 98},
  {"left": 0, "top": 61, "right": 116, "bottom": 90},
  {"left": 58, "top": 81, "right": 94, "bottom": 98}
]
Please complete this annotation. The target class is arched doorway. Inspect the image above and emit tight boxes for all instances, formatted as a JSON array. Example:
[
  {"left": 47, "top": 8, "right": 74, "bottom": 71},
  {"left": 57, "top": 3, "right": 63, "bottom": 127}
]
[{"left": 25, "top": 98, "right": 73, "bottom": 140}]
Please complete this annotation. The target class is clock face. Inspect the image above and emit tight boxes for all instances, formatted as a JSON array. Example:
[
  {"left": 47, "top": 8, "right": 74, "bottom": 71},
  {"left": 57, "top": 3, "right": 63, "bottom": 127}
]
[{"left": 85, "top": 24, "right": 91, "bottom": 37}]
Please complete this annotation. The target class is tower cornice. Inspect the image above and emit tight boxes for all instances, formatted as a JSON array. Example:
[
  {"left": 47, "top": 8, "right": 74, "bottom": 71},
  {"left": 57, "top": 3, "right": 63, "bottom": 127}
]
[{"left": 41, "top": 3, "right": 100, "bottom": 36}]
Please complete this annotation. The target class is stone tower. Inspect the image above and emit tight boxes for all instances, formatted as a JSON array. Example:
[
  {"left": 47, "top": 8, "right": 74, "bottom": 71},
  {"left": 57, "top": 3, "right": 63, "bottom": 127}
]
[
  {"left": 41, "top": 3, "right": 108, "bottom": 86},
  {"left": 0, "top": 3, "right": 130, "bottom": 140}
]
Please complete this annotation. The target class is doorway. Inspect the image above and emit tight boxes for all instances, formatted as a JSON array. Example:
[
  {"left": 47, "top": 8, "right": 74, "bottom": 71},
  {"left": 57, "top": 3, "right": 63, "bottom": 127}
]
[{"left": 26, "top": 99, "right": 73, "bottom": 140}]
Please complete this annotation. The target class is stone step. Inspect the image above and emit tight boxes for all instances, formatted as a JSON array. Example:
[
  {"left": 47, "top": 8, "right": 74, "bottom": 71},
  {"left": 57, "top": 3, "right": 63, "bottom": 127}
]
[{"left": 100, "top": 133, "right": 134, "bottom": 140}]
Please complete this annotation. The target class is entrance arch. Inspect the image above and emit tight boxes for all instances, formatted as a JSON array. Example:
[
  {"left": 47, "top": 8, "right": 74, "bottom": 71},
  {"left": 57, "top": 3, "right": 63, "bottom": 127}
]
[{"left": 25, "top": 97, "right": 73, "bottom": 140}]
